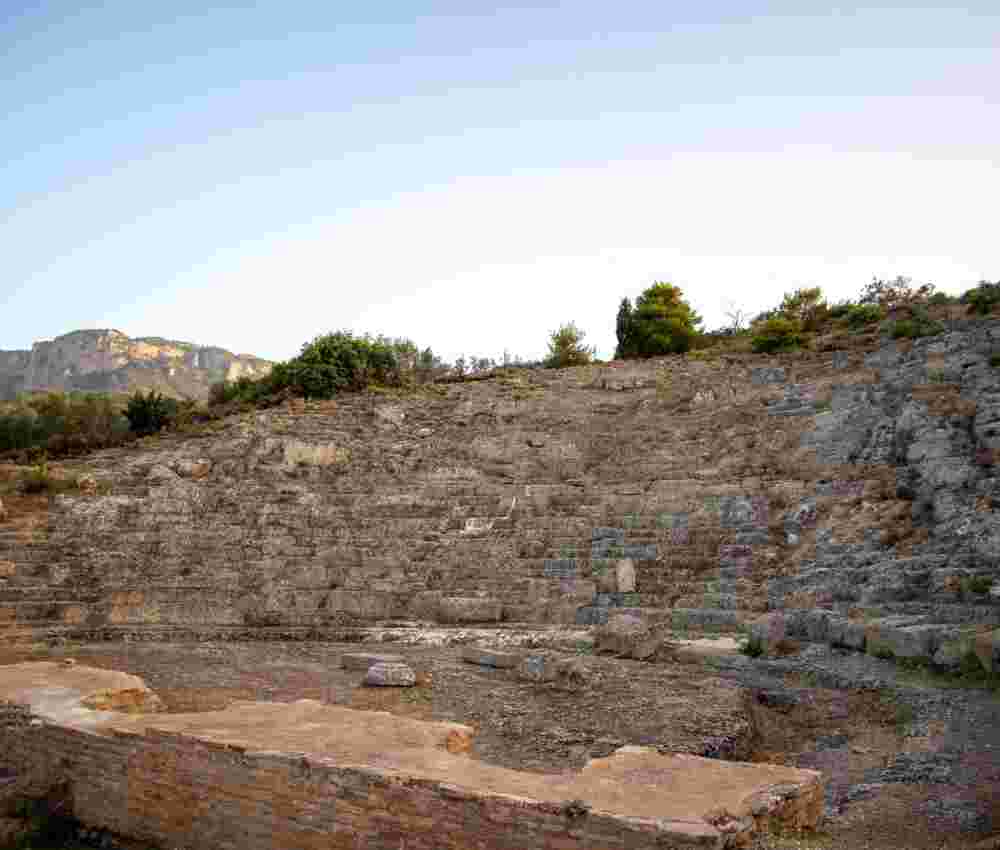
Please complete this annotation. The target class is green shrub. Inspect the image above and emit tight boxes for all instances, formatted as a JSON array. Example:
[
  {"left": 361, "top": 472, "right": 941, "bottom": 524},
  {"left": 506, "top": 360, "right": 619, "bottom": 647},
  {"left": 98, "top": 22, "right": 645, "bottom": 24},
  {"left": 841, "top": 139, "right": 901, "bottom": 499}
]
[
  {"left": 962, "top": 281, "right": 1000, "bottom": 315},
  {"left": 125, "top": 390, "right": 179, "bottom": 435},
  {"left": 0, "top": 392, "right": 131, "bottom": 460},
  {"left": 614, "top": 283, "right": 703, "bottom": 358},
  {"left": 990, "top": 354, "right": 1000, "bottom": 368},
  {"left": 963, "top": 575, "right": 993, "bottom": 595},
  {"left": 928, "top": 292, "right": 956, "bottom": 306},
  {"left": 778, "top": 286, "right": 829, "bottom": 331},
  {"left": 888, "top": 307, "right": 944, "bottom": 339},
  {"left": 841, "top": 303, "right": 883, "bottom": 330},
  {"left": 828, "top": 301, "right": 854, "bottom": 320},
  {"left": 19, "top": 463, "right": 54, "bottom": 494},
  {"left": 751, "top": 316, "right": 803, "bottom": 353},
  {"left": 739, "top": 636, "right": 764, "bottom": 658},
  {"left": 544, "top": 322, "right": 596, "bottom": 368}
]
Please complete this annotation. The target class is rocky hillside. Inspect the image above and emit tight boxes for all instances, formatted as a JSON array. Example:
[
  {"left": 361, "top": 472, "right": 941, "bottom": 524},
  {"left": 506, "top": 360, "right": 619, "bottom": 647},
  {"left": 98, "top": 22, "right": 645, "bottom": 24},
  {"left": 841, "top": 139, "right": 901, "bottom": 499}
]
[
  {"left": 0, "top": 315, "right": 998, "bottom": 671},
  {"left": 0, "top": 329, "right": 271, "bottom": 401}
]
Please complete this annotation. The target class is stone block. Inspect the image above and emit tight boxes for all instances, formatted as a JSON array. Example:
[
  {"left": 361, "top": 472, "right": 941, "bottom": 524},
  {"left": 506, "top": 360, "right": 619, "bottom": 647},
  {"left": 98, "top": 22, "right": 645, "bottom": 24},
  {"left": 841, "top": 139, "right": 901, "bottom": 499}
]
[
  {"left": 575, "top": 606, "right": 609, "bottom": 626},
  {"left": 462, "top": 647, "right": 522, "bottom": 669},
  {"left": 802, "top": 609, "right": 836, "bottom": 642},
  {"left": 594, "top": 613, "right": 672, "bottom": 661},
  {"left": 752, "top": 366, "right": 787, "bottom": 385},
  {"left": 517, "top": 654, "right": 588, "bottom": 689},
  {"left": 437, "top": 596, "right": 503, "bottom": 624},
  {"left": 827, "top": 618, "right": 866, "bottom": 651},
  {"left": 364, "top": 662, "right": 416, "bottom": 687},
  {"left": 616, "top": 559, "right": 636, "bottom": 592},
  {"left": 341, "top": 653, "right": 405, "bottom": 672},
  {"left": 543, "top": 559, "right": 577, "bottom": 578}
]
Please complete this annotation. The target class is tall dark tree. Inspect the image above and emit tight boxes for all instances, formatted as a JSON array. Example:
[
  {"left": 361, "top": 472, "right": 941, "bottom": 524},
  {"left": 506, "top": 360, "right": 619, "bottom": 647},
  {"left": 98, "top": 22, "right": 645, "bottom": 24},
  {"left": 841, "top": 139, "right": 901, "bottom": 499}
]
[{"left": 615, "top": 297, "right": 637, "bottom": 359}]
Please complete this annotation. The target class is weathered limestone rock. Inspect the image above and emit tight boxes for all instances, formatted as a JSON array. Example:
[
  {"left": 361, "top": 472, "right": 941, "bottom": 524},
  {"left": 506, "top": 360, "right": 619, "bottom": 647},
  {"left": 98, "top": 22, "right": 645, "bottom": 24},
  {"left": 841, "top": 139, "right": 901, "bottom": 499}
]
[
  {"left": 0, "top": 662, "right": 163, "bottom": 725},
  {"left": 595, "top": 613, "right": 673, "bottom": 661},
  {"left": 437, "top": 596, "right": 503, "bottom": 624},
  {"left": 462, "top": 647, "right": 522, "bottom": 669},
  {"left": 827, "top": 617, "right": 867, "bottom": 651},
  {"left": 749, "top": 613, "right": 787, "bottom": 656},
  {"left": 341, "top": 653, "right": 405, "bottom": 672},
  {"left": 364, "top": 661, "right": 417, "bottom": 687},
  {"left": 80, "top": 687, "right": 165, "bottom": 714},
  {"left": 616, "top": 558, "right": 636, "bottom": 592},
  {"left": 864, "top": 618, "right": 956, "bottom": 661},
  {"left": 282, "top": 440, "right": 350, "bottom": 468},
  {"left": 173, "top": 458, "right": 212, "bottom": 479},
  {"left": 146, "top": 465, "right": 179, "bottom": 484}
]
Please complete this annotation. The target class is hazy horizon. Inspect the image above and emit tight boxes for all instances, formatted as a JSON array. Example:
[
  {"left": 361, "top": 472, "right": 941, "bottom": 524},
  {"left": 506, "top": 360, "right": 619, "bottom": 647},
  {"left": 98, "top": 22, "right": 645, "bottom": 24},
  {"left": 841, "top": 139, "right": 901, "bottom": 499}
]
[{"left": 3, "top": 2, "right": 998, "bottom": 364}]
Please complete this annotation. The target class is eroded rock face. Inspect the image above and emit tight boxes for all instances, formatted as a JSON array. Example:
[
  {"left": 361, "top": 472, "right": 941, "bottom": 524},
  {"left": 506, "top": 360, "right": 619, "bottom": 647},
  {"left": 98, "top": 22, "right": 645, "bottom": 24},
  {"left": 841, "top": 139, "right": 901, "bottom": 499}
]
[{"left": 0, "top": 329, "right": 271, "bottom": 401}]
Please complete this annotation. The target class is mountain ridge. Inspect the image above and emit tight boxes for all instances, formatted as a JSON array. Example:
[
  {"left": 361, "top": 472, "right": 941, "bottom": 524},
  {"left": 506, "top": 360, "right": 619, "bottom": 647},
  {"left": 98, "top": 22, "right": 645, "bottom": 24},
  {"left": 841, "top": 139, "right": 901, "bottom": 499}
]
[{"left": 0, "top": 328, "right": 271, "bottom": 401}]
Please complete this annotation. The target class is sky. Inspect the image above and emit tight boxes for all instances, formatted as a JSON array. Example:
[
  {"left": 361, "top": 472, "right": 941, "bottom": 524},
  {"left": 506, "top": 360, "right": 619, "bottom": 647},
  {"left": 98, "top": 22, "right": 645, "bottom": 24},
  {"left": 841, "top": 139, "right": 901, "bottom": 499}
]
[{"left": 2, "top": 1, "right": 998, "bottom": 364}]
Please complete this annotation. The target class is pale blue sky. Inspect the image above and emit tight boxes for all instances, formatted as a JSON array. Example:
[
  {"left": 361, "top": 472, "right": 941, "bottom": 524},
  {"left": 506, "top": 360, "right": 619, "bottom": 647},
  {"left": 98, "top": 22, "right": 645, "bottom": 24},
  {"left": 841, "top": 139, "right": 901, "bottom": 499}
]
[{"left": 3, "top": 1, "right": 998, "bottom": 363}]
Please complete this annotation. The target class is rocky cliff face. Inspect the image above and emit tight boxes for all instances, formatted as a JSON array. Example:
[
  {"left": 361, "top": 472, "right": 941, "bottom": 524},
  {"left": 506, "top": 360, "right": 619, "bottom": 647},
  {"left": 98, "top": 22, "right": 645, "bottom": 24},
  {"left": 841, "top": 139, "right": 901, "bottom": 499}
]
[{"left": 0, "top": 329, "right": 271, "bottom": 401}]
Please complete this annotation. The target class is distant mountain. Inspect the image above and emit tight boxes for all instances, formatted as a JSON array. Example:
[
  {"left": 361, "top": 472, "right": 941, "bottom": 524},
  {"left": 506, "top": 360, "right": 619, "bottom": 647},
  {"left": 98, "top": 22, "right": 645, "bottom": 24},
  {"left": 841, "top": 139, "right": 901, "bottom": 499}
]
[{"left": 0, "top": 329, "right": 272, "bottom": 401}]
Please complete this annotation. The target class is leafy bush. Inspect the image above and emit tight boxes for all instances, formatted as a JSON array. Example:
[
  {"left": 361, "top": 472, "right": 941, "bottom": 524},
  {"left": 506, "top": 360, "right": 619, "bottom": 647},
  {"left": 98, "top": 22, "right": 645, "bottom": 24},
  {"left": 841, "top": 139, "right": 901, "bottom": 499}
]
[
  {"left": 929, "top": 292, "right": 956, "bottom": 306},
  {"left": 544, "top": 322, "right": 595, "bottom": 368},
  {"left": 841, "top": 303, "right": 883, "bottom": 330},
  {"left": 0, "top": 392, "right": 131, "bottom": 459},
  {"left": 751, "top": 316, "right": 804, "bottom": 353},
  {"left": 614, "top": 283, "right": 703, "bottom": 358},
  {"left": 778, "top": 286, "right": 828, "bottom": 331},
  {"left": 961, "top": 280, "right": 1000, "bottom": 315},
  {"left": 888, "top": 305, "right": 944, "bottom": 339},
  {"left": 739, "top": 636, "right": 764, "bottom": 658},
  {"left": 125, "top": 390, "right": 179, "bottom": 435},
  {"left": 990, "top": 353, "right": 1000, "bottom": 368}
]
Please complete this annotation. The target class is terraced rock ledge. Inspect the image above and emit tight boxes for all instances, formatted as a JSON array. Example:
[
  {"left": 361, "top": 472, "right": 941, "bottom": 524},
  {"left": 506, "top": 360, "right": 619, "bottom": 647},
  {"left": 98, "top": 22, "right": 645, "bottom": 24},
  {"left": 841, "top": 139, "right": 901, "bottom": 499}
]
[{"left": 0, "top": 663, "right": 822, "bottom": 850}]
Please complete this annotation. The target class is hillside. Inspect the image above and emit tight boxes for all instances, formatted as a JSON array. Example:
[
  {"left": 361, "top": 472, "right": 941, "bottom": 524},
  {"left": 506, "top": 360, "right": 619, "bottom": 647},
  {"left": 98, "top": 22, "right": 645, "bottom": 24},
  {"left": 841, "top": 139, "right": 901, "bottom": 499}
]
[
  {"left": 1, "top": 314, "right": 997, "bottom": 651},
  {"left": 0, "top": 329, "right": 271, "bottom": 401},
  {"left": 2, "top": 312, "right": 1000, "bottom": 849}
]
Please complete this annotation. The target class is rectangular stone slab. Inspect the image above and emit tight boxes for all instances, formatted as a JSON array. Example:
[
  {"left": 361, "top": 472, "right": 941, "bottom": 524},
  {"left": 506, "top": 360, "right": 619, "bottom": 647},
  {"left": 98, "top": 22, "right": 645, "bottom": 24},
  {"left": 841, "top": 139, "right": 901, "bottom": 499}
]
[
  {"left": 1, "top": 663, "right": 824, "bottom": 850},
  {"left": 340, "top": 652, "right": 405, "bottom": 671},
  {"left": 461, "top": 647, "right": 522, "bottom": 669}
]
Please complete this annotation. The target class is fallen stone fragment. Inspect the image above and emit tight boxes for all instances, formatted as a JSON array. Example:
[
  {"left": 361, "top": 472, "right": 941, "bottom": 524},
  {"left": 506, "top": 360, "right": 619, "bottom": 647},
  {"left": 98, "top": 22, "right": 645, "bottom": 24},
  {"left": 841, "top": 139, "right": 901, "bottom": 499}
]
[
  {"left": 75, "top": 474, "right": 98, "bottom": 494},
  {"left": 517, "top": 653, "right": 589, "bottom": 690},
  {"left": 461, "top": 647, "right": 522, "bottom": 669},
  {"left": 341, "top": 652, "right": 405, "bottom": 672},
  {"left": 0, "top": 497, "right": 5, "bottom": 522},
  {"left": 595, "top": 612, "right": 673, "bottom": 661},
  {"left": 364, "top": 661, "right": 417, "bottom": 687}
]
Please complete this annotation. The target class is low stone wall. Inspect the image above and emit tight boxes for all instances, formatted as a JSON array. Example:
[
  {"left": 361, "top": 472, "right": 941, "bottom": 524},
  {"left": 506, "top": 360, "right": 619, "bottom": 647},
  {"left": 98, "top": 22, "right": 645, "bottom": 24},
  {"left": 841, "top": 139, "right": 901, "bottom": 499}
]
[{"left": 0, "top": 664, "right": 825, "bottom": 850}]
